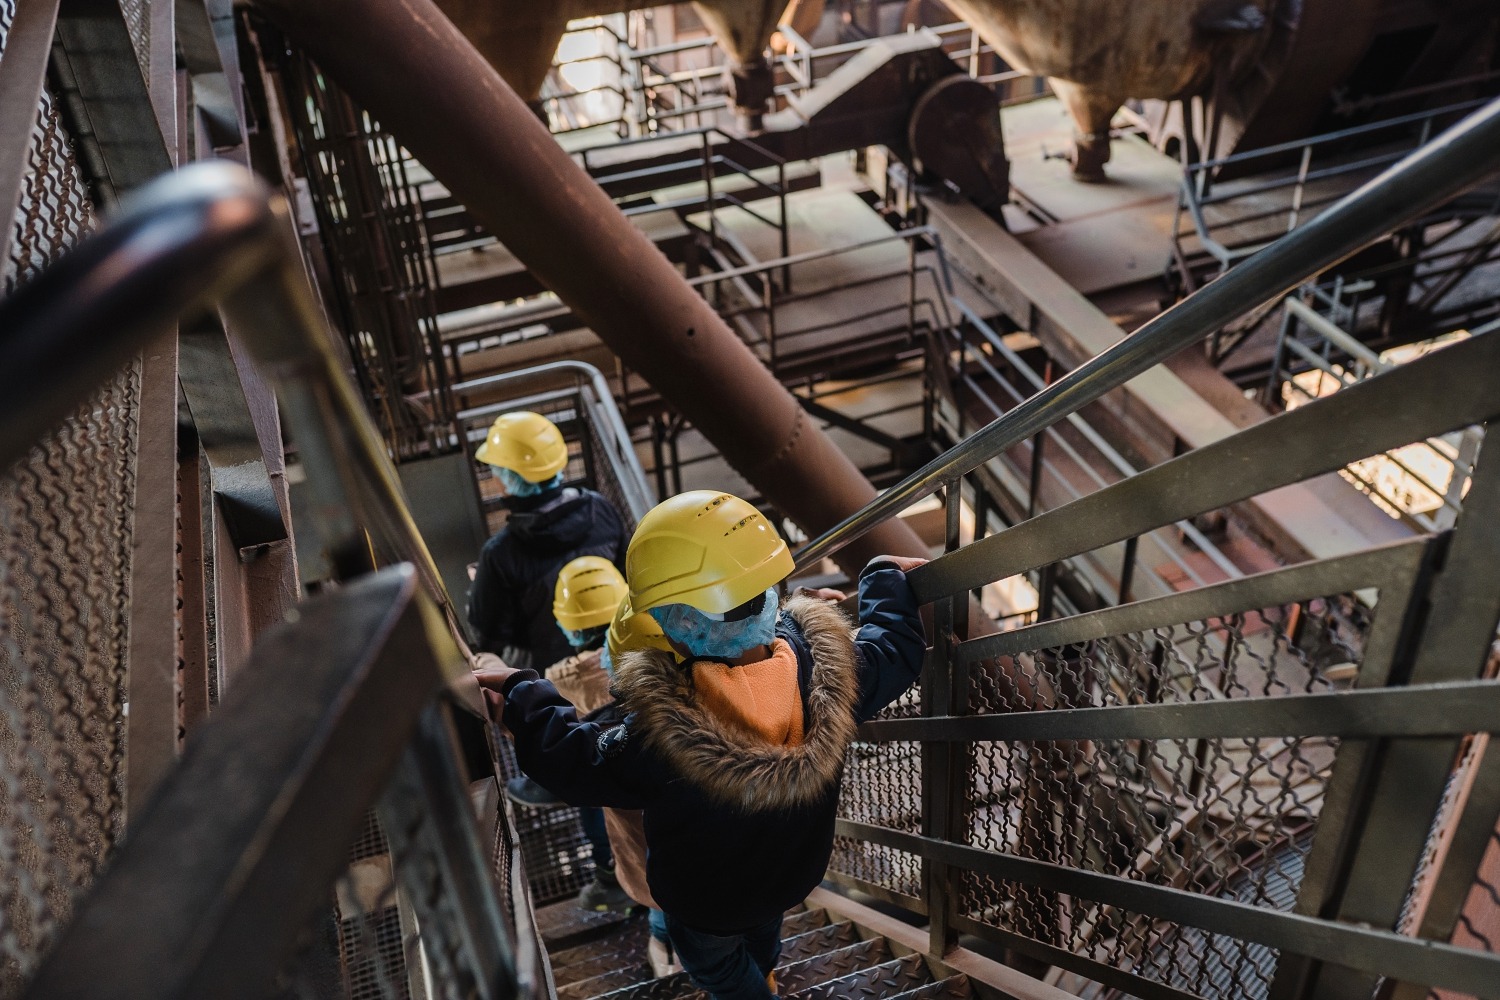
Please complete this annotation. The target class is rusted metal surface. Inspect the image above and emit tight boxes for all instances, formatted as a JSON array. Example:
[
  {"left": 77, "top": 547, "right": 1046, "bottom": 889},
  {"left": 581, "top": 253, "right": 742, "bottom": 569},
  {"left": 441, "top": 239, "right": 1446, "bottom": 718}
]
[
  {"left": 940, "top": 0, "right": 1268, "bottom": 178},
  {"left": 125, "top": 332, "right": 181, "bottom": 814},
  {"left": 433, "top": 0, "right": 805, "bottom": 118},
  {"left": 253, "top": 0, "right": 931, "bottom": 578}
]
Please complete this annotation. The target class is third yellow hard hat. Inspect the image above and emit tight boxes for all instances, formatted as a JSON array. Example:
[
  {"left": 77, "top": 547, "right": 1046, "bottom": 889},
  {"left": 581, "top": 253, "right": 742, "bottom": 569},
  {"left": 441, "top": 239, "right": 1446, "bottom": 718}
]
[
  {"left": 623, "top": 491, "right": 793, "bottom": 616},
  {"left": 607, "top": 603, "right": 677, "bottom": 661},
  {"left": 475, "top": 411, "right": 568, "bottom": 482},
  {"left": 553, "top": 556, "right": 628, "bottom": 632}
]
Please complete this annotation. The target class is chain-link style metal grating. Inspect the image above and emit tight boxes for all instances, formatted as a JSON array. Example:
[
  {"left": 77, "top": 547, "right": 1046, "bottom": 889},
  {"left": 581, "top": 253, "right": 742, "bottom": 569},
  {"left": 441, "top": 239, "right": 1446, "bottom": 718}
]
[
  {"left": 493, "top": 736, "right": 597, "bottom": 905},
  {"left": 118, "top": 0, "right": 150, "bottom": 74},
  {"left": 955, "top": 595, "right": 1364, "bottom": 1000},
  {"left": 5, "top": 88, "right": 97, "bottom": 295},
  {"left": 0, "top": 14, "right": 143, "bottom": 995},
  {"left": 968, "top": 597, "right": 1368, "bottom": 717},
  {"left": 830, "top": 740, "right": 923, "bottom": 904},
  {"left": 1424, "top": 758, "right": 1500, "bottom": 1000}
]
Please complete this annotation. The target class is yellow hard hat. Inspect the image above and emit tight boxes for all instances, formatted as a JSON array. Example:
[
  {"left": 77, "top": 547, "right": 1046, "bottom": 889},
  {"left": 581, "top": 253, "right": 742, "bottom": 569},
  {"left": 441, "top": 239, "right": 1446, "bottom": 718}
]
[
  {"left": 607, "top": 604, "right": 677, "bottom": 661},
  {"left": 553, "top": 556, "right": 628, "bottom": 632},
  {"left": 475, "top": 411, "right": 568, "bottom": 482},
  {"left": 622, "top": 491, "right": 793, "bottom": 617}
]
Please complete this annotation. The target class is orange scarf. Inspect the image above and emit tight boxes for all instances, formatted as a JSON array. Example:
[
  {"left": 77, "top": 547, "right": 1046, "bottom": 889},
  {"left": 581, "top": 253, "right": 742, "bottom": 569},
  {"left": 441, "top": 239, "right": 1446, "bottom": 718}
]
[{"left": 691, "top": 639, "right": 805, "bottom": 746}]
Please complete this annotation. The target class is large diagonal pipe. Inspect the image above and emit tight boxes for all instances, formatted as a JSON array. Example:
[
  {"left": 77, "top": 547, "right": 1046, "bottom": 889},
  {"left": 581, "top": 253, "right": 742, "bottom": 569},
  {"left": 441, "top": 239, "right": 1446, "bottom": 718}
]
[{"left": 251, "top": 0, "right": 929, "bottom": 579}]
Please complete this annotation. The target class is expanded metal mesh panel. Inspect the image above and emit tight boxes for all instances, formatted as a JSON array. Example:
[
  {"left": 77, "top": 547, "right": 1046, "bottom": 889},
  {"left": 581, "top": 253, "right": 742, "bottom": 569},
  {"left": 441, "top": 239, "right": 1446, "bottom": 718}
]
[
  {"left": 0, "top": 15, "right": 142, "bottom": 996},
  {"left": 968, "top": 597, "right": 1369, "bottom": 717},
  {"left": 119, "top": 0, "right": 149, "bottom": 73},
  {"left": 4, "top": 89, "right": 96, "bottom": 295},
  {"left": 830, "top": 740, "right": 923, "bottom": 903},
  {"left": 955, "top": 594, "right": 1366, "bottom": 1000},
  {"left": 493, "top": 737, "right": 597, "bottom": 905}
]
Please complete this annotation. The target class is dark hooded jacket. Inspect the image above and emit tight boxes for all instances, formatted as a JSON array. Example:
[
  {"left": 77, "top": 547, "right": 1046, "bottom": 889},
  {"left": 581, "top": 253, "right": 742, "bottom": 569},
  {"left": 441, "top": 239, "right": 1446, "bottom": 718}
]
[
  {"left": 498, "top": 561, "right": 925, "bottom": 933},
  {"left": 468, "top": 486, "right": 627, "bottom": 670}
]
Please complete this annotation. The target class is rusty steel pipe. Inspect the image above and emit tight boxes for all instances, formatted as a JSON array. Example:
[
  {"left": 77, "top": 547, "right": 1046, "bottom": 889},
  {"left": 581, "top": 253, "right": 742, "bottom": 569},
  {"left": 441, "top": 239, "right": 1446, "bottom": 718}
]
[{"left": 251, "top": 0, "right": 930, "bottom": 578}]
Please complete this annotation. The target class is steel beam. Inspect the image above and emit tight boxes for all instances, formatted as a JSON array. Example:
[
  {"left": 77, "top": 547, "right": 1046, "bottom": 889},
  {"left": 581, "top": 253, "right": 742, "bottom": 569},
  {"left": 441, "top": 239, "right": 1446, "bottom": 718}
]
[
  {"left": 248, "top": 0, "right": 930, "bottom": 578},
  {"left": 124, "top": 329, "right": 181, "bottom": 813}
]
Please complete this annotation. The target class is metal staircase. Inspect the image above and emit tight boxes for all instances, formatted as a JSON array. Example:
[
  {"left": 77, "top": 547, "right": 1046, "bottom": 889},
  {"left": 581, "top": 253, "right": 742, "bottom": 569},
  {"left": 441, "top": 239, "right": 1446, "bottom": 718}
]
[
  {"left": 4, "top": 16, "right": 1500, "bottom": 1000},
  {"left": 536, "top": 904, "right": 975, "bottom": 1000}
]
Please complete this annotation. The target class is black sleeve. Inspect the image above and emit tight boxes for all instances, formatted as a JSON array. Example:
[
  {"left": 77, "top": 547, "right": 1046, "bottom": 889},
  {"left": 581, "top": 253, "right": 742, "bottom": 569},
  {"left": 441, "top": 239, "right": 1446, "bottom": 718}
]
[
  {"left": 851, "top": 562, "right": 928, "bottom": 723},
  {"left": 500, "top": 672, "right": 654, "bottom": 809},
  {"left": 468, "top": 536, "right": 524, "bottom": 655}
]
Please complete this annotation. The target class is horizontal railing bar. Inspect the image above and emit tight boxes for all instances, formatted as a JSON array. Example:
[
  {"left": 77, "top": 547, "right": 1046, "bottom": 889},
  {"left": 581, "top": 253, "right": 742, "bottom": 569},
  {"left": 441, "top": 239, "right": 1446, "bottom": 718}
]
[
  {"left": 793, "top": 97, "right": 1500, "bottom": 573},
  {"left": 1187, "top": 97, "right": 1491, "bottom": 173},
  {"left": 954, "top": 303, "right": 1241, "bottom": 581},
  {"left": 1284, "top": 296, "right": 1387, "bottom": 368},
  {"left": 822, "top": 871, "right": 928, "bottom": 915},
  {"left": 858, "top": 679, "right": 1500, "bottom": 742},
  {"left": 946, "top": 915, "right": 1205, "bottom": 1000},
  {"left": 834, "top": 821, "right": 1500, "bottom": 998},
  {"left": 687, "top": 226, "right": 939, "bottom": 288},
  {"left": 955, "top": 538, "right": 1428, "bottom": 664},
  {"left": 910, "top": 328, "right": 1500, "bottom": 604}
]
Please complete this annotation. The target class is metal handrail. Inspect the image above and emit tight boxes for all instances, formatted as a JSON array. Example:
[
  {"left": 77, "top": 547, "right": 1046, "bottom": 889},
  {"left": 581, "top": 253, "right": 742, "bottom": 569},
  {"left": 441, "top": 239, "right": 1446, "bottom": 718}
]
[
  {"left": 0, "top": 161, "right": 531, "bottom": 997},
  {"left": 0, "top": 161, "right": 469, "bottom": 658},
  {"left": 793, "top": 97, "right": 1500, "bottom": 572},
  {"left": 446, "top": 360, "right": 655, "bottom": 523}
]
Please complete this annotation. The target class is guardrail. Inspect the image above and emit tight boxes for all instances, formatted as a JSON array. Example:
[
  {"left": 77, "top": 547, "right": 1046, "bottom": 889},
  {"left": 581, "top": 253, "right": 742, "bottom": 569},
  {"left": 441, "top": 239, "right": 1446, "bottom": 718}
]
[
  {"left": 792, "top": 97, "right": 1500, "bottom": 574},
  {"left": 817, "top": 99, "right": 1500, "bottom": 1000},
  {"left": 0, "top": 162, "right": 543, "bottom": 1000}
]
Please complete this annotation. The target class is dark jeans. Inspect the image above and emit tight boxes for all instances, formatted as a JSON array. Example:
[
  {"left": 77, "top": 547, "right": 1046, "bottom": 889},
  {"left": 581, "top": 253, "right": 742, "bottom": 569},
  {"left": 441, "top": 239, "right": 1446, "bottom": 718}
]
[
  {"left": 579, "top": 806, "right": 613, "bottom": 870},
  {"left": 664, "top": 913, "right": 783, "bottom": 1000}
]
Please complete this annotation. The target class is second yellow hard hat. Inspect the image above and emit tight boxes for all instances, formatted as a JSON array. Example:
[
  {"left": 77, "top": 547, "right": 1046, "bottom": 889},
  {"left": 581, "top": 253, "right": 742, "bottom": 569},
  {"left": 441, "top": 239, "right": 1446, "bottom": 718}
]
[
  {"left": 553, "top": 556, "right": 628, "bottom": 632},
  {"left": 475, "top": 411, "right": 568, "bottom": 482}
]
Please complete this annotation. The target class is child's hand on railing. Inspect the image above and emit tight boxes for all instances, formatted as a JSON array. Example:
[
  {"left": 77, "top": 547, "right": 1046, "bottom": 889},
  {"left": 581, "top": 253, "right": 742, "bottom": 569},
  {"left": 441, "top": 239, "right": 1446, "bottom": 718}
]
[
  {"left": 874, "top": 554, "right": 929, "bottom": 573},
  {"left": 794, "top": 586, "right": 847, "bottom": 602},
  {"left": 473, "top": 653, "right": 523, "bottom": 723}
]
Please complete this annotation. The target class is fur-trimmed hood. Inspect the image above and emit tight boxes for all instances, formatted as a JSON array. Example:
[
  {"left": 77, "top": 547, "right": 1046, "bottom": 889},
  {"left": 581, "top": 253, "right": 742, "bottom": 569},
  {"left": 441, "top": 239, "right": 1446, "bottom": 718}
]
[{"left": 610, "top": 595, "right": 859, "bottom": 812}]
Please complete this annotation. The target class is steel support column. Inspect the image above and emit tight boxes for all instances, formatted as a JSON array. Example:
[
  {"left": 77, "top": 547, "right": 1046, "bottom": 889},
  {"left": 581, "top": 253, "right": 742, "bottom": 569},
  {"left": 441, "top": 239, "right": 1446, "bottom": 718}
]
[{"left": 249, "top": 0, "right": 930, "bottom": 578}]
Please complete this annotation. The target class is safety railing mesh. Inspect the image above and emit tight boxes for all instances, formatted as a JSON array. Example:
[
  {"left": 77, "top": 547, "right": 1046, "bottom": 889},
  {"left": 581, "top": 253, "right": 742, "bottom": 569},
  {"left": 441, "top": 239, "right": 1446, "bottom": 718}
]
[
  {"left": 0, "top": 8, "right": 145, "bottom": 995},
  {"left": 962, "top": 596, "right": 1365, "bottom": 1000},
  {"left": 831, "top": 592, "right": 1374, "bottom": 999}
]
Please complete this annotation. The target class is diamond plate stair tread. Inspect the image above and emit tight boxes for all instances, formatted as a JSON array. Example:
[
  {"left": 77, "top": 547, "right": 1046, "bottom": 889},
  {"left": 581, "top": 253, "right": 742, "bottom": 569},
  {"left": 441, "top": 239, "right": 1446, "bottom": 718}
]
[
  {"left": 787, "top": 953, "right": 928, "bottom": 1000},
  {"left": 776, "top": 937, "right": 893, "bottom": 996},
  {"left": 550, "top": 919, "right": 650, "bottom": 968},
  {"left": 886, "top": 974, "right": 973, "bottom": 999},
  {"left": 778, "top": 907, "right": 828, "bottom": 937},
  {"left": 588, "top": 971, "right": 700, "bottom": 1000},
  {"left": 537, "top": 899, "right": 636, "bottom": 949},
  {"left": 557, "top": 963, "right": 653, "bottom": 1000},
  {"left": 553, "top": 943, "right": 650, "bottom": 987},
  {"left": 776, "top": 920, "right": 860, "bottom": 964},
  {"left": 586, "top": 919, "right": 862, "bottom": 1000}
]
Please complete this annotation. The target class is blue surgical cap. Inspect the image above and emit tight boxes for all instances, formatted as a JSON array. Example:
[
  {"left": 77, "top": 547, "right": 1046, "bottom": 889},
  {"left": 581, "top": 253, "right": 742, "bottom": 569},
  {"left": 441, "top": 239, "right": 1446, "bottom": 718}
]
[
  {"left": 497, "top": 468, "right": 563, "bottom": 497},
  {"left": 647, "top": 587, "right": 780, "bottom": 661}
]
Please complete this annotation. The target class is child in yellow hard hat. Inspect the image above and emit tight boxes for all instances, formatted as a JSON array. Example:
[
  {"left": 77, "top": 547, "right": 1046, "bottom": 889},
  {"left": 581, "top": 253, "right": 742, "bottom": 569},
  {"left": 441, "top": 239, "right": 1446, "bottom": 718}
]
[{"left": 476, "top": 491, "right": 926, "bottom": 1000}]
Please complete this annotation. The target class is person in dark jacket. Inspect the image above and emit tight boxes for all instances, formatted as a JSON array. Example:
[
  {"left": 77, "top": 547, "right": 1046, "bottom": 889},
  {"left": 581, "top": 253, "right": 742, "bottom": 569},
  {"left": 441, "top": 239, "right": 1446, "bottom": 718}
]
[
  {"left": 466, "top": 411, "right": 628, "bottom": 673},
  {"left": 475, "top": 491, "right": 927, "bottom": 1000}
]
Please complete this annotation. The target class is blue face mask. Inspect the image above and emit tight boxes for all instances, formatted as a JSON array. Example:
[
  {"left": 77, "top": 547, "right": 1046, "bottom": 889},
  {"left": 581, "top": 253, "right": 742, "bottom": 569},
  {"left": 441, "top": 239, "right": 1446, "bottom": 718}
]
[
  {"left": 647, "top": 588, "right": 780, "bottom": 661},
  {"left": 496, "top": 468, "right": 563, "bottom": 497},
  {"left": 560, "top": 623, "right": 608, "bottom": 651}
]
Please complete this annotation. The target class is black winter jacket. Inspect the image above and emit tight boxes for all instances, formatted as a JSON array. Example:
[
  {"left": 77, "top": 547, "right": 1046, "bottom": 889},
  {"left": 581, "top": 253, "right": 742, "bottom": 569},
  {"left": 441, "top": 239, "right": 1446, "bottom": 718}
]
[
  {"left": 468, "top": 486, "right": 627, "bottom": 670},
  {"left": 498, "top": 562, "right": 925, "bottom": 934}
]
